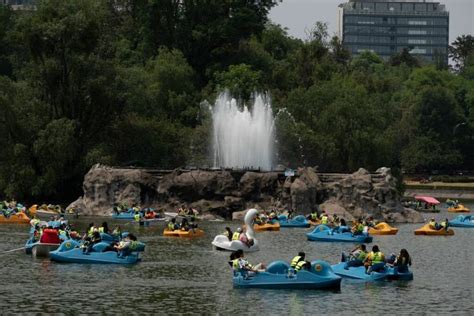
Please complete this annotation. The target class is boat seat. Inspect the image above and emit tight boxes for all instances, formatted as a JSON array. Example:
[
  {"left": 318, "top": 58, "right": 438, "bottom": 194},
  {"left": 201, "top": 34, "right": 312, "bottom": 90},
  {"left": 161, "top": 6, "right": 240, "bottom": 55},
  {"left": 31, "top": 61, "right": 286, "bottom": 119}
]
[{"left": 266, "top": 261, "right": 290, "bottom": 274}]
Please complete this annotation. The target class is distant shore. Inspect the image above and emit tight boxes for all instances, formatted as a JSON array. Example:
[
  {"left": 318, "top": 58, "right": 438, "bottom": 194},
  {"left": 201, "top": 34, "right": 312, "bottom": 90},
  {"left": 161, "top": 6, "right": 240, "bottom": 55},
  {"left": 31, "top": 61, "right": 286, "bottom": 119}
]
[{"left": 404, "top": 181, "right": 474, "bottom": 200}]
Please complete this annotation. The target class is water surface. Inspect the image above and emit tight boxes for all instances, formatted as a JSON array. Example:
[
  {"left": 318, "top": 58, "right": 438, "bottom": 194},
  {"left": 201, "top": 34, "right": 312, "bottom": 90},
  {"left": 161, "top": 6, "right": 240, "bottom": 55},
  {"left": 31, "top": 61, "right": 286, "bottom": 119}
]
[{"left": 0, "top": 203, "right": 473, "bottom": 314}]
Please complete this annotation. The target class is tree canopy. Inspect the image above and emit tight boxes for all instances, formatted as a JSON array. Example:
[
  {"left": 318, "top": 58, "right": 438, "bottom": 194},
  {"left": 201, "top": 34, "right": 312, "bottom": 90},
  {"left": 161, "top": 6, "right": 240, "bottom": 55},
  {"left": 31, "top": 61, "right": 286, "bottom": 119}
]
[{"left": 0, "top": 0, "right": 472, "bottom": 201}]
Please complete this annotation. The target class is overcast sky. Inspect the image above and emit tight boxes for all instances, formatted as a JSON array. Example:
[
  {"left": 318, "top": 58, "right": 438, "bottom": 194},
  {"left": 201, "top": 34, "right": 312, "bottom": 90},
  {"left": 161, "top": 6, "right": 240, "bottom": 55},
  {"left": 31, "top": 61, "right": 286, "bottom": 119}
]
[{"left": 270, "top": 0, "right": 474, "bottom": 43}]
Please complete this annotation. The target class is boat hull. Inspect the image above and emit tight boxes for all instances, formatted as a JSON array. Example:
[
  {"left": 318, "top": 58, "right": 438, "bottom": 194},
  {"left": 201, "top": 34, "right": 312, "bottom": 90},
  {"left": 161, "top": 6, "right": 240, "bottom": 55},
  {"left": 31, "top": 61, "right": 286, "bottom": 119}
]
[
  {"left": 50, "top": 248, "right": 140, "bottom": 264},
  {"left": 449, "top": 215, "right": 474, "bottom": 228},
  {"left": 414, "top": 224, "right": 454, "bottom": 236},
  {"left": 306, "top": 225, "right": 373, "bottom": 243},
  {"left": 233, "top": 260, "right": 341, "bottom": 290}
]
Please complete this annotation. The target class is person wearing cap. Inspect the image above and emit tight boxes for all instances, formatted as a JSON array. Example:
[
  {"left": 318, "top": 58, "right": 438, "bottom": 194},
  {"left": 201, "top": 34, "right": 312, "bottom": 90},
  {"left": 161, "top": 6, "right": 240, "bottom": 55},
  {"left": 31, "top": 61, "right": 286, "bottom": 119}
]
[{"left": 232, "top": 227, "right": 242, "bottom": 240}]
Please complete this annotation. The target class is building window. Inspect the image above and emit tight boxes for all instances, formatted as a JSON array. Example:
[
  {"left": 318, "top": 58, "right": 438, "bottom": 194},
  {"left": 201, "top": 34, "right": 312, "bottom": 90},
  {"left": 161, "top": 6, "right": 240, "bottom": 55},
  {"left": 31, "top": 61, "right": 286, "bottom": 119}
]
[{"left": 408, "top": 20, "right": 427, "bottom": 26}]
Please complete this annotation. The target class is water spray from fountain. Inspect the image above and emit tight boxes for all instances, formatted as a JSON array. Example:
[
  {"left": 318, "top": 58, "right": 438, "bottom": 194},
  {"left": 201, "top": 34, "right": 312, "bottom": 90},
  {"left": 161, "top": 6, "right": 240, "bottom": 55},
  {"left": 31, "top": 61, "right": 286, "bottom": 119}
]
[{"left": 211, "top": 92, "right": 275, "bottom": 170}]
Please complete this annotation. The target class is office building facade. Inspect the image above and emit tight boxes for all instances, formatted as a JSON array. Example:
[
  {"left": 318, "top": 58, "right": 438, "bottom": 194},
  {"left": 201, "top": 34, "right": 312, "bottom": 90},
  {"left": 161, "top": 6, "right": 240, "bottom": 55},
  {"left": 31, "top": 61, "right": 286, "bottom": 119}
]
[{"left": 338, "top": 0, "right": 449, "bottom": 62}]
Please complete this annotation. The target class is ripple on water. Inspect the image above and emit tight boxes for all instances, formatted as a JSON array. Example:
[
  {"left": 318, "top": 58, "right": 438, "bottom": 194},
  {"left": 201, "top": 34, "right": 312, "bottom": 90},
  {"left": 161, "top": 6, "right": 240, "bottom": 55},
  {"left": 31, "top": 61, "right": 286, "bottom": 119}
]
[{"left": 0, "top": 205, "right": 473, "bottom": 314}]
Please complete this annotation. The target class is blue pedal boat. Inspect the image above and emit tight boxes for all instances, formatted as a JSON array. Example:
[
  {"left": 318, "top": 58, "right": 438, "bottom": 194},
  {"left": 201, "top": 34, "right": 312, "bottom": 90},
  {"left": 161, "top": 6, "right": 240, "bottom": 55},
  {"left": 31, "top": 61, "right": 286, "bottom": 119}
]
[
  {"left": 331, "top": 263, "right": 413, "bottom": 281},
  {"left": 449, "top": 215, "right": 474, "bottom": 228},
  {"left": 306, "top": 225, "right": 373, "bottom": 243},
  {"left": 233, "top": 260, "right": 341, "bottom": 290},
  {"left": 50, "top": 240, "right": 145, "bottom": 264},
  {"left": 277, "top": 215, "right": 311, "bottom": 228}
]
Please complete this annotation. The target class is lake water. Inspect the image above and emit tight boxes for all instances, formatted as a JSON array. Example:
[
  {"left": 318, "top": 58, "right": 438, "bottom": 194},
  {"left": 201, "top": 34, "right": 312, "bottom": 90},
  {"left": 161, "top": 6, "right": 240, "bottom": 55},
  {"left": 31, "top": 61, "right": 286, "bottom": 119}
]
[{"left": 0, "top": 203, "right": 473, "bottom": 315}]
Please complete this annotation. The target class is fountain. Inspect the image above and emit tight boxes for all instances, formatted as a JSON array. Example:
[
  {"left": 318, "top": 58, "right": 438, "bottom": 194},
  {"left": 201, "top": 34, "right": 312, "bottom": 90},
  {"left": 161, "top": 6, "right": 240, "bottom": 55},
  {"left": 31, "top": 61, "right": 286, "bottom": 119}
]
[{"left": 211, "top": 92, "right": 275, "bottom": 170}]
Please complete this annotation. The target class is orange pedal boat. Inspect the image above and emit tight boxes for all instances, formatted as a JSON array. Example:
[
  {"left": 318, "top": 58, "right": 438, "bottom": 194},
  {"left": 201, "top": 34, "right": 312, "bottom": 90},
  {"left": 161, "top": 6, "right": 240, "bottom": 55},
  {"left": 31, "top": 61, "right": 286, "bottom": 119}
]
[
  {"left": 0, "top": 212, "right": 30, "bottom": 224},
  {"left": 368, "top": 222, "right": 399, "bottom": 235},
  {"left": 163, "top": 228, "right": 205, "bottom": 238},
  {"left": 448, "top": 204, "right": 470, "bottom": 213},
  {"left": 414, "top": 224, "right": 454, "bottom": 236},
  {"left": 253, "top": 222, "right": 280, "bottom": 232}
]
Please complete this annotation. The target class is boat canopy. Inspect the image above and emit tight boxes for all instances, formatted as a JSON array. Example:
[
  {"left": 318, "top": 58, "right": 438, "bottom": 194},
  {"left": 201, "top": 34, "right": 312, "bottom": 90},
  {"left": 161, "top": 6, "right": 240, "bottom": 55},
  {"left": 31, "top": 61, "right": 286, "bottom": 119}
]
[{"left": 415, "top": 196, "right": 440, "bottom": 205}]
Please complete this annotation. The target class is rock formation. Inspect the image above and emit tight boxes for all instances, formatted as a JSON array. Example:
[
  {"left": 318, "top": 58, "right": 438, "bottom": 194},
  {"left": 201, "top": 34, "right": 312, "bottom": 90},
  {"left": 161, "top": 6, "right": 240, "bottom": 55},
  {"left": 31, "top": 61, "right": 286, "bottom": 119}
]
[{"left": 68, "top": 164, "right": 423, "bottom": 223}]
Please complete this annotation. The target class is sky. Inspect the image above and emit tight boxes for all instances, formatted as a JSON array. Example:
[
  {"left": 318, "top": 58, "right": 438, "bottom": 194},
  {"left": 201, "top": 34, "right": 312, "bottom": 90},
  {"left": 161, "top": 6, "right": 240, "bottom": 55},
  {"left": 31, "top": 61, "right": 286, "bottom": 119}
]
[{"left": 270, "top": 0, "right": 474, "bottom": 43}]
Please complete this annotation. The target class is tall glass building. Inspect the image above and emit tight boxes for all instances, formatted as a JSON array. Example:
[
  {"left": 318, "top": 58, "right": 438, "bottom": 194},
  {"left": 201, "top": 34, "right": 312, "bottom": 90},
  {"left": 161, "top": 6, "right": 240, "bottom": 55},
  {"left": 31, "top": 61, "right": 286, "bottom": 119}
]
[{"left": 338, "top": 0, "right": 449, "bottom": 63}]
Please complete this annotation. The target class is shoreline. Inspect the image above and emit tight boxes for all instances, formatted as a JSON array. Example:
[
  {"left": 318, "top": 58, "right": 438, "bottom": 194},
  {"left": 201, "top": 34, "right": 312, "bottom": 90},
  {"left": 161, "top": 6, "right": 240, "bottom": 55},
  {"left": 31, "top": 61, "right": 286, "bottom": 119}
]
[{"left": 404, "top": 181, "right": 474, "bottom": 200}]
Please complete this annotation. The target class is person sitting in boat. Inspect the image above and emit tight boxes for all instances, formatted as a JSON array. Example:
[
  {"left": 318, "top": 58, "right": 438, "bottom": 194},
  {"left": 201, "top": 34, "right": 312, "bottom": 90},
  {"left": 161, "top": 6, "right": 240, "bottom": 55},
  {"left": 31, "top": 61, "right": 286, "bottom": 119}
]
[
  {"left": 320, "top": 211, "right": 329, "bottom": 225},
  {"left": 133, "top": 211, "right": 142, "bottom": 223},
  {"left": 86, "top": 223, "right": 96, "bottom": 236},
  {"left": 223, "top": 227, "right": 233, "bottom": 241},
  {"left": 30, "top": 215, "right": 40, "bottom": 227},
  {"left": 290, "top": 252, "right": 310, "bottom": 272},
  {"left": 331, "top": 218, "right": 348, "bottom": 234},
  {"left": 230, "top": 249, "right": 265, "bottom": 273},
  {"left": 115, "top": 234, "right": 138, "bottom": 258},
  {"left": 58, "top": 224, "right": 69, "bottom": 240},
  {"left": 98, "top": 222, "right": 109, "bottom": 234},
  {"left": 351, "top": 219, "right": 364, "bottom": 236},
  {"left": 268, "top": 210, "right": 278, "bottom": 222},
  {"left": 239, "top": 228, "right": 254, "bottom": 248},
  {"left": 180, "top": 218, "right": 190, "bottom": 231},
  {"left": 287, "top": 208, "right": 294, "bottom": 219},
  {"left": 365, "top": 216, "right": 376, "bottom": 228},
  {"left": 112, "top": 226, "right": 122, "bottom": 237},
  {"left": 331, "top": 214, "right": 340, "bottom": 226},
  {"left": 428, "top": 218, "right": 439, "bottom": 230},
  {"left": 189, "top": 217, "right": 198, "bottom": 231},
  {"left": 307, "top": 210, "right": 319, "bottom": 222},
  {"left": 178, "top": 207, "right": 186, "bottom": 216},
  {"left": 254, "top": 215, "right": 264, "bottom": 226},
  {"left": 167, "top": 218, "right": 178, "bottom": 231},
  {"left": 232, "top": 228, "right": 242, "bottom": 241},
  {"left": 439, "top": 218, "right": 449, "bottom": 231},
  {"left": 342, "top": 244, "right": 368, "bottom": 269},
  {"left": 364, "top": 245, "right": 386, "bottom": 274},
  {"left": 83, "top": 231, "right": 102, "bottom": 254},
  {"left": 391, "top": 249, "right": 412, "bottom": 273}
]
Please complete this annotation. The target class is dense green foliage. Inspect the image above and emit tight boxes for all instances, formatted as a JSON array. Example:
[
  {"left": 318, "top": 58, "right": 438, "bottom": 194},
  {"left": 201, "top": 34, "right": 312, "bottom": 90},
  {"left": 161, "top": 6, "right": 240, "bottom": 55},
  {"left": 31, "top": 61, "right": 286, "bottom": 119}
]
[{"left": 0, "top": 0, "right": 473, "bottom": 201}]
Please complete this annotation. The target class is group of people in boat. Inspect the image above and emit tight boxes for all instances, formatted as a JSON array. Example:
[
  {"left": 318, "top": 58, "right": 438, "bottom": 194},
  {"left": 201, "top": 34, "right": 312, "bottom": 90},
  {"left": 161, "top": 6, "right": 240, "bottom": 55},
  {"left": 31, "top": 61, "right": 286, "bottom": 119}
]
[
  {"left": 341, "top": 244, "right": 412, "bottom": 274},
  {"left": 0, "top": 200, "right": 28, "bottom": 217},
  {"left": 167, "top": 217, "right": 198, "bottom": 232},
  {"left": 254, "top": 210, "right": 279, "bottom": 225},
  {"left": 428, "top": 218, "right": 450, "bottom": 231},
  {"left": 222, "top": 226, "right": 254, "bottom": 247}
]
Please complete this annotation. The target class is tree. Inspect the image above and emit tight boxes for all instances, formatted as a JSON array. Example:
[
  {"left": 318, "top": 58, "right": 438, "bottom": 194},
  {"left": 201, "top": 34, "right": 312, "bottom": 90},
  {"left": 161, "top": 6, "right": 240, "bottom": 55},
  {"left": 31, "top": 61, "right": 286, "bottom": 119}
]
[
  {"left": 389, "top": 48, "right": 421, "bottom": 68},
  {"left": 449, "top": 35, "right": 474, "bottom": 72},
  {"left": 214, "top": 64, "right": 263, "bottom": 100}
]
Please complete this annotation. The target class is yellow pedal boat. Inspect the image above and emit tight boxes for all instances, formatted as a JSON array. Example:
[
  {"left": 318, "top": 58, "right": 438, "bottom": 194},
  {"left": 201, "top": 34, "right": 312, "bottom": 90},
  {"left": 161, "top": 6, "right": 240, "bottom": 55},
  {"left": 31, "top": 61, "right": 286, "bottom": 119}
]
[
  {"left": 414, "top": 224, "right": 454, "bottom": 236},
  {"left": 163, "top": 228, "right": 205, "bottom": 238},
  {"left": 368, "top": 222, "right": 399, "bottom": 235},
  {"left": 447, "top": 204, "right": 470, "bottom": 213}
]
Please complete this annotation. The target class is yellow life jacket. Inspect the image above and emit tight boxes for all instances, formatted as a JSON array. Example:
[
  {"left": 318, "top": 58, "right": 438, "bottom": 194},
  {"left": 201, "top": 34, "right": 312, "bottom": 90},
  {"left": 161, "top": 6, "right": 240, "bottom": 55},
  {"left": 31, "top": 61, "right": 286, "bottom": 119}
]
[
  {"left": 295, "top": 260, "right": 307, "bottom": 271},
  {"left": 321, "top": 215, "right": 328, "bottom": 224},
  {"left": 311, "top": 213, "right": 318, "bottom": 220},
  {"left": 232, "top": 232, "right": 241, "bottom": 240},
  {"left": 167, "top": 222, "right": 175, "bottom": 231},
  {"left": 98, "top": 227, "right": 104, "bottom": 233},
  {"left": 88, "top": 227, "right": 95, "bottom": 237},
  {"left": 291, "top": 256, "right": 302, "bottom": 268},
  {"left": 440, "top": 221, "right": 447, "bottom": 228},
  {"left": 232, "top": 259, "right": 240, "bottom": 270},
  {"left": 429, "top": 220, "right": 436, "bottom": 228},
  {"left": 134, "top": 213, "right": 140, "bottom": 222},
  {"left": 370, "top": 251, "right": 384, "bottom": 264},
  {"left": 357, "top": 250, "right": 368, "bottom": 261}
]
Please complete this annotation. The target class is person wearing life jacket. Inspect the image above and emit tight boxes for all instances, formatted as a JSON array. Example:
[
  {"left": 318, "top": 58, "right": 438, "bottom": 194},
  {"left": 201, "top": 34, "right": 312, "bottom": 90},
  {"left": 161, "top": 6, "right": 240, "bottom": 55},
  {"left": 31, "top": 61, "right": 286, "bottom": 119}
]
[
  {"left": 87, "top": 223, "right": 96, "bottom": 237},
  {"left": 428, "top": 218, "right": 438, "bottom": 230},
  {"left": 342, "top": 244, "right": 368, "bottom": 269},
  {"left": 180, "top": 218, "right": 190, "bottom": 231},
  {"left": 308, "top": 210, "right": 318, "bottom": 222},
  {"left": 167, "top": 218, "right": 177, "bottom": 231},
  {"left": 115, "top": 235, "right": 131, "bottom": 258},
  {"left": 440, "top": 218, "right": 449, "bottom": 231},
  {"left": 364, "top": 245, "right": 385, "bottom": 273},
  {"left": 291, "top": 252, "right": 305, "bottom": 268},
  {"left": 98, "top": 222, "right": 109, "bottom": 234},
  {"left": 320, "top": 212, "right": 329, "bottom": 225},
  {"left": 30, "top": 215, "right": 40, "bottom": 227},
  {"left": 232, "top": 228, "right": 242, "bottom": 241},
  {"left": 268, "top": 210, "right": 277, "bottom": 222},
  {"left": 133, "top": 211, "right": 141, "bottom": 223},
  {"left": 255, "top": 215, "right": 263, "bottom": 226},
  {"left": 229, "top": 249, "right": 265, "bottom": 273},
  {"left": 351, "top": 219, "right": 364, "bottom": 236}
]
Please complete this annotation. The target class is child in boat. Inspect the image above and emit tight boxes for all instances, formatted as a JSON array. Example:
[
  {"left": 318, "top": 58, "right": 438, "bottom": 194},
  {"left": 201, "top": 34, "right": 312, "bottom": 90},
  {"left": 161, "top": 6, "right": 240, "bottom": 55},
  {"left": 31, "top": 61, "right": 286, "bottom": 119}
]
[{"left": 230, "top": 250, "right": 265, "bottom": 273}]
